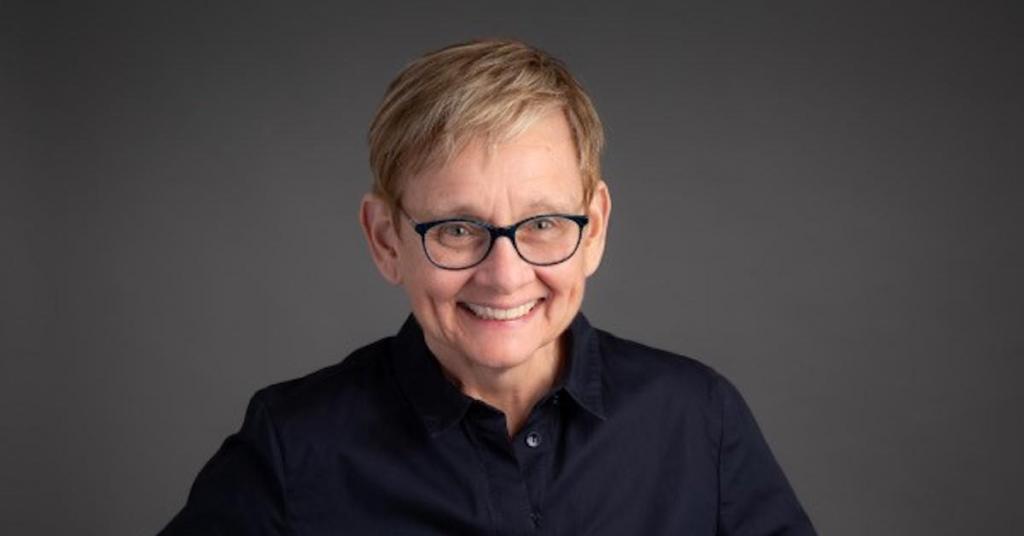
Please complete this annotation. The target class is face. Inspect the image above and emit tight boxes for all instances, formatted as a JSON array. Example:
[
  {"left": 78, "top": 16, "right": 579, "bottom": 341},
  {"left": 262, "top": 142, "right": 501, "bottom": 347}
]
[{"left": 361, "top": 110, "right": 611, "bottom": 376}]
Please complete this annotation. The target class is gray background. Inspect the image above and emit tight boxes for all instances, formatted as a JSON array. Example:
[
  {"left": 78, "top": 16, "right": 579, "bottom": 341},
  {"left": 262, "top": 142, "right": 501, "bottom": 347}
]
[{"left": 3, "top": 1, "right": 1023, "bottom": 535}]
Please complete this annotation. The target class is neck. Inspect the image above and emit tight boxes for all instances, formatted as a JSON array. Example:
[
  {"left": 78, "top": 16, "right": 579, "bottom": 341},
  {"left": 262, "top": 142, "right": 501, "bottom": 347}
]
[{"left": 432, "top": 336, "right": 567, "bottom": 438}]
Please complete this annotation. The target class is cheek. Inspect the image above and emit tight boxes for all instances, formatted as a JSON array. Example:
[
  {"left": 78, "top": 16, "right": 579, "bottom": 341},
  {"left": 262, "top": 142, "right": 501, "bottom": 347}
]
[
  {"left": 406, "top": 267, "right": 470, "bottom": 306},
  {"left": 398, "top": 242, "right": 443, "bottom": 295},
  {"left": 538, "top": 263, "right": 587, "bottom": 302}
]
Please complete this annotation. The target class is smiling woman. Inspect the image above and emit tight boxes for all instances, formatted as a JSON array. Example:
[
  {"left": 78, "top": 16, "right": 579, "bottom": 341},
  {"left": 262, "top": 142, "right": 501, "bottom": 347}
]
[
  {"left": 158, "top": 39, "right": 816, "bottom": 536},
  {"left": 361, "top": 109, "right": 610, "bottom": 433}
]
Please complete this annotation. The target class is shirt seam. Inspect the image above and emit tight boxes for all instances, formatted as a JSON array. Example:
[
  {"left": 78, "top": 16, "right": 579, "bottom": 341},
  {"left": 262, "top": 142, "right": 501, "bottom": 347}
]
[
  {"left": 256, "top": 394, "right": 294, "bottom": 536},
  {"left": 715, "top": 372, "right": 726, "bottom": 536}
]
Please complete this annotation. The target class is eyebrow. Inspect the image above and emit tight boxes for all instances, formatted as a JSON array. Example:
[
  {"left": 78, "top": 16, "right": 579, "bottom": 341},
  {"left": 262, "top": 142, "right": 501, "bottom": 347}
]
[{"left": 422, "top": 199, "right": 579, "bottom": 221}]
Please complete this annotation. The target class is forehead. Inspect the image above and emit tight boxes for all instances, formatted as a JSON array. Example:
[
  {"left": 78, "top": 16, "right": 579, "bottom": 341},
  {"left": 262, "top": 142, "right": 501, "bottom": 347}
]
[{"left": 402, "top": 112, "right": 584, "bottom": 219}]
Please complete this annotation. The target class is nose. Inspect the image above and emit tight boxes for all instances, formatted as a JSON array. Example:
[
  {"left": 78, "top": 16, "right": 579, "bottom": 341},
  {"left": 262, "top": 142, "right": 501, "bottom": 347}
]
[{"left": 472, "top": 235, "right": 535, "bottom": 292}]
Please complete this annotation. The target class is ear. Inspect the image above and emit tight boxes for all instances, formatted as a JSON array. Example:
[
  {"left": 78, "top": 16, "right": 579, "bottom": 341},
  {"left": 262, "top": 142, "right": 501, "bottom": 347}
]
[
  {"left": 582, "top": 180, "right": 611, "bottom": 277},
  {"left": 359, "top": 192, "right": 403, "bottom": 285}
]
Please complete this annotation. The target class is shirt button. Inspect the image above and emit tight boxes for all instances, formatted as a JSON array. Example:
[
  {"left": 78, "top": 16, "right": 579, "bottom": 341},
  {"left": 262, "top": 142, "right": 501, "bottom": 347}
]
[
  {"left": 525, "top": 431, "right": 542, "bottom": 448},
  {"left": 551, "top": 393, "right": 560, "bottom": 406},
  {"left": 530, "top": 511, "right": 542, "bottom": 527}
]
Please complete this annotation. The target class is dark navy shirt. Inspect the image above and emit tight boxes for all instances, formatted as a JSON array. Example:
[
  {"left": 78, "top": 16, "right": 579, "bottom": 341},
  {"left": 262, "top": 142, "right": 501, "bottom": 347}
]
[{"left": 160, "top": 313, "right": 815, "bottom": 535}]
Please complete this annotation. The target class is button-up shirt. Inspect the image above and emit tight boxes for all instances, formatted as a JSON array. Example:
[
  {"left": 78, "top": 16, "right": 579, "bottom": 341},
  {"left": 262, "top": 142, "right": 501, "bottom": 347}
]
[{"left": 159, "top": 313, "right": 816, "bottom": 535}]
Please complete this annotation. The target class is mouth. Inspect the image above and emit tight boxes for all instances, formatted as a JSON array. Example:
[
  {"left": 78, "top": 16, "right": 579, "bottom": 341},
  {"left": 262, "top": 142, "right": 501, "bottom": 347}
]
[{"left": 458, "top": 298, "right": 544, "bottom": 322}]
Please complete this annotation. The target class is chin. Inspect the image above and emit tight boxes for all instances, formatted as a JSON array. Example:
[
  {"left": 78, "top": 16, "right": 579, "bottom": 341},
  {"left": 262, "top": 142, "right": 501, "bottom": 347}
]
[{"left": 462, "top": 342, "right": 541, "bottom": 370}]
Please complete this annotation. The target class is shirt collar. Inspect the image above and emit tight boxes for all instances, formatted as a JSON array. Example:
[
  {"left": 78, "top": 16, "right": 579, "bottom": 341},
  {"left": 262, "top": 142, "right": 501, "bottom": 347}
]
[{"left": 389, "top": 311, "right": 607, "bottom": 438}]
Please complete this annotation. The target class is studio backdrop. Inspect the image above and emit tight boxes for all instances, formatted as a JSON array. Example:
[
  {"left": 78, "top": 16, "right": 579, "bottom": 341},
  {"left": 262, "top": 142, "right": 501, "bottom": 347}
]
[{"left": 3, "top": 1, "right": 1022, "bottom": 535}]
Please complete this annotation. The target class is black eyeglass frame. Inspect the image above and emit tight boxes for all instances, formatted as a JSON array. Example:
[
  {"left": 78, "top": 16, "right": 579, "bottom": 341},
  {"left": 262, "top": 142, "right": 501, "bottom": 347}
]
[{"left": 402, "top": 210, "right": 590, "bottom": 270}]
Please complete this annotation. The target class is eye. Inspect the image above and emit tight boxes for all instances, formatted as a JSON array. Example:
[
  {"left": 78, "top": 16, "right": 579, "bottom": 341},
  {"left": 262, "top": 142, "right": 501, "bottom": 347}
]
[
  {"left": 528, "top": 217, "right": 556, "bottom": 230},
  {"left": 439, "top": 222, "right": 472, "bottom": 236}
]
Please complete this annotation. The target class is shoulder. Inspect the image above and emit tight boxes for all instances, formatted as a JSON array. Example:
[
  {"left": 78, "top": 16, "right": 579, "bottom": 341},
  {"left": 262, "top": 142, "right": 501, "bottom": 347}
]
[
  {"left": 247, "top": 336, "right": 397, "bottom": 430},
  {"left": 594, "top": 326, "right": 731, "bottom": 412},
  {"left": 596, "top": 327, "right": 722, "bottom": 388}
]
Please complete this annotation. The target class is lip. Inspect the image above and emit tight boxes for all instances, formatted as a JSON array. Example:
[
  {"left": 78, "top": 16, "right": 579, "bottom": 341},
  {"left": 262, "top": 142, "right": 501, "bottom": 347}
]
[
  {"left": 460, "top": 298, "right": 543, "bottom": 309},
  {"left": 457, "top": 298, "right": 544, "bottom": 323}
]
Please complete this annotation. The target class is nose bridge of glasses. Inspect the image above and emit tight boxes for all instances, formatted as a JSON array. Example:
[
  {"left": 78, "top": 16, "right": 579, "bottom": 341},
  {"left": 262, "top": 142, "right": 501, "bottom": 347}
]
[
  {"left": 488, "top": 223, "right": 519, "bottom": 242},
  {"left": 474, "top": 223, "right": 526, "bottom": 267}
]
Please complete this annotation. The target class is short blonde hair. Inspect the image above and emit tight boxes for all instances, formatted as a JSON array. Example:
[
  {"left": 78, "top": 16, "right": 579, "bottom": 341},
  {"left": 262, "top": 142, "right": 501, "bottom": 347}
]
[{"left": 368, "top": 38, "right": 604, "bottom": 217}]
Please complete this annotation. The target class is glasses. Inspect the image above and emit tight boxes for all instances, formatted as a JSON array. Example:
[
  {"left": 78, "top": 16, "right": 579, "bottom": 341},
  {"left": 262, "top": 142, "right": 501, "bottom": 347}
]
[{"left": 402, "top": 209, "right": 590, "bottom": 270}]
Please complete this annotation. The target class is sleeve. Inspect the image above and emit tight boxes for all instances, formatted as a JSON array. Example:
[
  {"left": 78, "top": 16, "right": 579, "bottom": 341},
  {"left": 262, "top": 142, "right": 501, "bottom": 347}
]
[
  {"left": 714, "top": 373, "right": 817, "bottom": 536},
  {"left": 158, "top": 392, "right": 289, "bottom": 536}
]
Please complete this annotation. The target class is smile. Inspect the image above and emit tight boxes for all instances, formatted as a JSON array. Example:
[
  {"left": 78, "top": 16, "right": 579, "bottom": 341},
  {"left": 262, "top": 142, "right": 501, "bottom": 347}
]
[{"left": 461, "top": 299, "right": 541, "bottom": 321}]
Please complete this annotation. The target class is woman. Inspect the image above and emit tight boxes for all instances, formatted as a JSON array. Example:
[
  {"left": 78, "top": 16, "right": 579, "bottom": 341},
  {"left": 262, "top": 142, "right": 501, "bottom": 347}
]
[{"left": 160, "top": 38, "right": 815, "bottom": 535}]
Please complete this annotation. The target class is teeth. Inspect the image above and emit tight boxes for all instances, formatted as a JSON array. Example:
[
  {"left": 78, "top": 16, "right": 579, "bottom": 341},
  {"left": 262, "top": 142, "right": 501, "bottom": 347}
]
[{"left": 464, "top": 300, "right": 539, "bottom": 320}]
